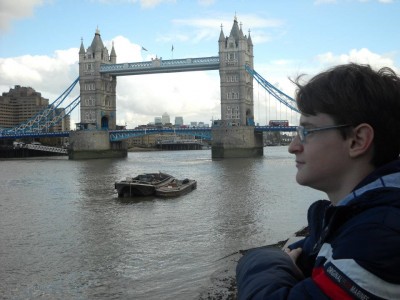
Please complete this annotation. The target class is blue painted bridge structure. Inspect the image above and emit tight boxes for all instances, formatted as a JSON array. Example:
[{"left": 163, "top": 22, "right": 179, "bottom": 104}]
[
  {"left": 0, "top": 125, "right": 297, "bottom": 141},
  {"left": 108, "top": 125, "right": 297, "bottom": 142}
]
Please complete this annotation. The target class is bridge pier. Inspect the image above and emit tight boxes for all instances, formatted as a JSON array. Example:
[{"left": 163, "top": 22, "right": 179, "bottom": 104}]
[
  {"left": 211, "top": 127, "right": 263, "bottom": 158},
  {"left": 68, "top": 130, "right": 127, "bottom": 160}
]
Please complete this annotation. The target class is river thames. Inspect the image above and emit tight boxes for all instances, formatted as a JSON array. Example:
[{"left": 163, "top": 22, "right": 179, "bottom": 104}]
[{"left": 0, "top": 146, "right": 324, "bottom": 299}]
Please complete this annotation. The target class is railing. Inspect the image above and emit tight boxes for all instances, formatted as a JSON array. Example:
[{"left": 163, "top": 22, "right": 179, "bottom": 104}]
[{"left": 255, "top": 126, "right": 297, "bottom": 132}]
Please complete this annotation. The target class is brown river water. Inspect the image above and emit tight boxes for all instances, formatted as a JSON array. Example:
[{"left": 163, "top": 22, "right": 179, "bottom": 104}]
[{"left": 0, "top": 147, "right": 324, "bottom": 299}]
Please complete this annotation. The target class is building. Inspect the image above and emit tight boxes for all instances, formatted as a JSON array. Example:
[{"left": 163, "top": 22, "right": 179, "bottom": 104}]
[
  {"left": 0, "top": 85, "right": 49, "bottom": 129},
  {"left": 0, "top": 85, "right": 70, "bottom": 132},
  {"left": 175, "top": 116, "right": 183, "bottom": 127},
  {"left": 0, "top": 85, "right": 70, "bottom": 145},
  {"left": 154, "top": 117, "right": 162, "bottom": 125},
  {"left": 161, "top": 112, "right": 170, "bottom": 125},
  {"left": 53, "top": 108, "right": 71, "bottom": 132}
]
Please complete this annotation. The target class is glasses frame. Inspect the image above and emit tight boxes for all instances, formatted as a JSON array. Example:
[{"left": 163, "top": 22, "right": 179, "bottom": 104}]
[{"left": 296, "top": 124, "right": 351, "bottom": 143}]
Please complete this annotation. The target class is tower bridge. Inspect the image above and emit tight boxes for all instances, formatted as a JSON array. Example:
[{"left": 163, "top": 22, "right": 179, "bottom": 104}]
[
  {"left": 73, "top": 16, "right": 263, "bottom": 159},
  {"left": 1, "top": 16, "right": 300, "bottom": 159}
]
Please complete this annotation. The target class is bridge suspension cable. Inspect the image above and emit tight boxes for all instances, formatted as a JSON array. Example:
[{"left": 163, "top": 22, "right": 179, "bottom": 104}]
[
  {"left": 42, "top": 95, "right": 81, "bottom": 130},
  {"left": 3, "top": 77, "right": 80, "bottom": 134},
  {"left": 245, "top": 65, "right": 299, "bottom": 113}
]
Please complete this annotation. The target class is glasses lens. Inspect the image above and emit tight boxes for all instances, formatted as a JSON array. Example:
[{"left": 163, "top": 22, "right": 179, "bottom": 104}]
[{"left": 296, "top": 126, "right": 304, "bottom": 142}]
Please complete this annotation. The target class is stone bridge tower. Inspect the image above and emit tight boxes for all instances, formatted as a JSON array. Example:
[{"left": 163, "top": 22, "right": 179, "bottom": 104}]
[
  {"left": 78, "top": 29, "right": 117, "bottom": 130},
  {"left": 212, "top": 17, "right": 263, "bottom": 158},
  {"left": 218, "top": 16, "right": 254, "bottom": 126},
  {"left": 69, "top": 29, "right": 126, "bottom": 159}
]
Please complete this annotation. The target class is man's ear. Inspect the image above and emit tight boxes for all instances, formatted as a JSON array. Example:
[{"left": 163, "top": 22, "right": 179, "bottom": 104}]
[{"left": 348, "top": 123, "right": 374, "bottom": 158}]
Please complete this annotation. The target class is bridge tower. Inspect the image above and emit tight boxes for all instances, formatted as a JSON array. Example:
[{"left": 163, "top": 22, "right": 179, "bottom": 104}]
[
  {"left": 69, "top": 29, "right": 126, "bottom": 159},
  {"left": 212, "top": 17, "right": 263, "bottom": 158},
  {"left": 78, "top": 28, "right": 117, "bottom": 130},
  {"left": 218, "top": 16, "right": 254, "bottom": 127}
]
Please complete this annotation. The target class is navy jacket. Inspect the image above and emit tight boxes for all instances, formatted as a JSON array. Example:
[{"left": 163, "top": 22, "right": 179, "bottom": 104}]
[{"left": 236, "top": 159, "right": 400, "bottom": 299}]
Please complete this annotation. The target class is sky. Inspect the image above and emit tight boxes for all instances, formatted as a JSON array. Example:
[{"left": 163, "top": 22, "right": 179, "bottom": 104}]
[{"left": 0, "top": 0, "right": 399, "bottom": 128}]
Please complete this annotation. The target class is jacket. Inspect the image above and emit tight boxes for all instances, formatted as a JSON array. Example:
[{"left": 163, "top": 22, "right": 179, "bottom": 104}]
[{"left": 236, "top": 159, "right": 400, "bottom": 299}]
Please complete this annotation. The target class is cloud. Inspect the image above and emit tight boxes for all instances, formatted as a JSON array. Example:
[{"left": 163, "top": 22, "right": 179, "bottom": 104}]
[
  {"left": 137, "top": 0, "right": 176, "bottom": 8},
  {"left": 0, "top": 49, "right": 79, "bottom": 93},
  {"left": 94, "top": 0, "right": 176, "bottom": 9},
  {"left": 198, "top": 0, "right": 215, "bottom": 6},
  {"left": 315, "top": 0, "right": 394, "bottom": 3},
  {"left": 315, "top": 48, "right": 398, "bottom": 71},
  {"left": 0, "top": 0, "right": 46, "bottom": 32},
  {"left": 314, "top": 0, "right": 337, "bottom": 4}
]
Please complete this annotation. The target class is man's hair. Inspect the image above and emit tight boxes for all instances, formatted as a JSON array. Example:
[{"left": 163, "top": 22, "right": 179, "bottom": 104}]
[{"left": 294, "top": 63, "right": 400, "bottom": 167}]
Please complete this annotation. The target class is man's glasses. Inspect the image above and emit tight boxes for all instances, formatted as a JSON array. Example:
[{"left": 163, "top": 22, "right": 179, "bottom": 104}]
[{"left": 296, "top": 124, "right": 351, "bottom": 143}]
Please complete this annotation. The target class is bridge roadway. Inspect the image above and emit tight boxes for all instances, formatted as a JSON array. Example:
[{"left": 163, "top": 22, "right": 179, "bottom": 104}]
[
  {"left": 99, "top": 56, "right": 220, "bottom": 76},
  {"left": 0, "top": 126, "right": 297, "bottom": 141}
]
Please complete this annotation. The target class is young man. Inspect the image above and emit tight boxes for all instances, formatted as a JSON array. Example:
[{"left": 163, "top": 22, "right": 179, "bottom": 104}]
[{"left": 236, "top": 63, "right": 400, "bottom": 299}]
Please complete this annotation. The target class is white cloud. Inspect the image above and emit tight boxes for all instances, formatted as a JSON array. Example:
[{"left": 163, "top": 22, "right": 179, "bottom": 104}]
[
  {"left": 314, "top": 0, "right": 337, "bottom": 4},
  {"left": 0, "top": 50, "right": 79, "bottom": 93},
  {"left": 315, "top": 48, "right": 397, "bottom": 71},
  {"left": 137, "top": 0, "right": 176, "bottom": 8},
  {"left": 198, "top": 0, "right": 215, "bottom": 6},
  {"left": 315, "top": 0, "right": 394, "bottom": 3},
  {"left": 94, "top": 0, "right": 176, "bottom": 8},
  {"left": 0, "top": 0, "right": 46, "bottom": 32},
  {"left": 104, "top": 36, "right": 142, "bottom": 62}
]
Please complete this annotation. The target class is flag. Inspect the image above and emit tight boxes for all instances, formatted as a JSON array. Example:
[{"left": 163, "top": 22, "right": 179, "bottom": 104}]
[
  {"left": 171, "top": 45, "right": 174, "bottom": 52},
  {"left": 141, "top": 46, "right": 148, "bottom": 51}
]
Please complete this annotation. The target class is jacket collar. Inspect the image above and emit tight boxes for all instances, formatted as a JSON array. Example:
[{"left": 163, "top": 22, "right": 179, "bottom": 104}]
[{"left": 337, "top": 159, "right": 400, "bottom": 206}]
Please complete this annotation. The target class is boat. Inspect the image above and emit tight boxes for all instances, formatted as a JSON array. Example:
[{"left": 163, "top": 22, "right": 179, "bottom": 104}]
[
  {"left": 115, "top": 172, "right": 174, "bottom": 197},
  {"left": 155, "top": 178, "right": 197, "bottom": 198}
]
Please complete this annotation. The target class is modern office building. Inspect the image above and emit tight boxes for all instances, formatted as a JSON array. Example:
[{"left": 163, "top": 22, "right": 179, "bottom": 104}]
[
  {"left": 154, "top": 117, "right": 162, "bottom": 125},
  {"left": 161, "top": 112, "right": 170, "bottom": 125},
  {"left": 174, "top": 116, "right": 183, "bottom": 126}
]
